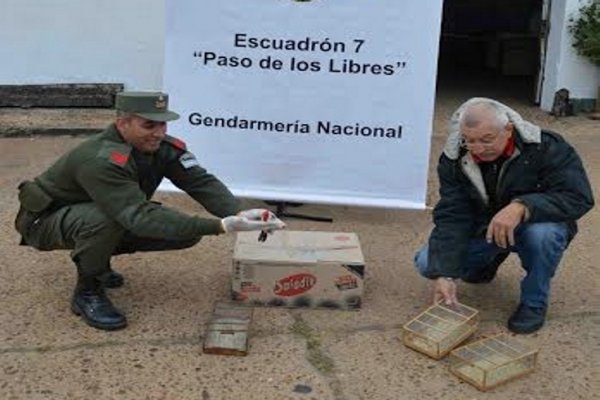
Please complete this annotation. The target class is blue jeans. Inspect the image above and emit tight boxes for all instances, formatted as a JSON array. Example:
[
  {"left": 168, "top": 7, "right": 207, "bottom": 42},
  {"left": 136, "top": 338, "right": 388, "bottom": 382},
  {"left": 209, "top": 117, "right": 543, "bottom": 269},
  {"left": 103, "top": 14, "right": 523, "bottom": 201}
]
[{"left": 414, "top": 222, "right": 569, "bottom": 308}]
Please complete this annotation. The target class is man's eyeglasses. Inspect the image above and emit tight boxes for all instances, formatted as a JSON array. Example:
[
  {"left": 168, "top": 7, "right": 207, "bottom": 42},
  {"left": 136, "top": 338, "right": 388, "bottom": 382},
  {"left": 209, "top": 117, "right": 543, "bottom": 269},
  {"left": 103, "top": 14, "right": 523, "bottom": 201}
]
[{"left": 460, "top": 133, "right": 504, "bottom": 150}]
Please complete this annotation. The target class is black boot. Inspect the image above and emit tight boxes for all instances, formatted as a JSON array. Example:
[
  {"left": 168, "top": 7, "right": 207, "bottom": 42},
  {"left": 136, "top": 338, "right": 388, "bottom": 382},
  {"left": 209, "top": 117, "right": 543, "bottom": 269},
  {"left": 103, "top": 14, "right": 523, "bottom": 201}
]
[
  {"left": 508, "top": 303, "right": 547, "bottom": 334},
  {"left": 96, "top": 269, "right": 124, "bottom": 289},
  {"left": 71, "top": 277, "right": 127, "bottom": 330}
]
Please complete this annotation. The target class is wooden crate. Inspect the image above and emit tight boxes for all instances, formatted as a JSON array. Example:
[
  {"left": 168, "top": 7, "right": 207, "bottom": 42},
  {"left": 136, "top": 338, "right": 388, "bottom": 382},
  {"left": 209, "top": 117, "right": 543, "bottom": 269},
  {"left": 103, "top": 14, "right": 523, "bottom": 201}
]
[
  {"left": 449, "top": 333, "right": 538, "bottom": 391},
  {"left": 402, "top": 302, "right": 479, "bottom": 359},
  {"left": 202, "top": 302, "right": 253, "bottom": 356}
]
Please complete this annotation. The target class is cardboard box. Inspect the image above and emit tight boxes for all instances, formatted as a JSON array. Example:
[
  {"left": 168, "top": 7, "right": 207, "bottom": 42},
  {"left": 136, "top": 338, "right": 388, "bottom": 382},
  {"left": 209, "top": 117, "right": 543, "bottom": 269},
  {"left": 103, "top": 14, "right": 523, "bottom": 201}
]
[{"left": 232, "top": 231, "right": 365, "bottom": 309}]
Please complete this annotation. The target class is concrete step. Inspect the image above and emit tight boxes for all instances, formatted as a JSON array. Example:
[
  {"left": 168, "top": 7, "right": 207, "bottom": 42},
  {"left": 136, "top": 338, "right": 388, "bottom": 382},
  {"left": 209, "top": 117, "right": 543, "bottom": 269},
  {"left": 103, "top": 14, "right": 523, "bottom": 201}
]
[
  {"left": 0, "top": 83, "right": 123, "bottom": 108},
  {"left": 0, "top": 108, "right": 114, "bottom": 137}
]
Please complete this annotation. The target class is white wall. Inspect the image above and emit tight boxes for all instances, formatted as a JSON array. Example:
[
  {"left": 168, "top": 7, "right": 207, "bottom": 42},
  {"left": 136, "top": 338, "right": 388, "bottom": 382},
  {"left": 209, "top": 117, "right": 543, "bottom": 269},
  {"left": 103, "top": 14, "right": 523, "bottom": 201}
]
[
  {"left": 1, "top": 0, "right": 598, "bottom": 107},
  {"left": 0, "top": 0, "right": 165, "bottom": 90},
  {"left": 541, "top": 0, "right": 600, "bottom": 110}
]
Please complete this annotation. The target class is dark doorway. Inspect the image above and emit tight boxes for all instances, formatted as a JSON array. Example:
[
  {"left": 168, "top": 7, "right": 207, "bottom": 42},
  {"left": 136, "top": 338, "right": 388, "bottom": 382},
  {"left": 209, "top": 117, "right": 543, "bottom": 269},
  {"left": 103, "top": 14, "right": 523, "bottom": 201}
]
[{"left": 437, "top": 0, "right": 547, "bottom": 105}]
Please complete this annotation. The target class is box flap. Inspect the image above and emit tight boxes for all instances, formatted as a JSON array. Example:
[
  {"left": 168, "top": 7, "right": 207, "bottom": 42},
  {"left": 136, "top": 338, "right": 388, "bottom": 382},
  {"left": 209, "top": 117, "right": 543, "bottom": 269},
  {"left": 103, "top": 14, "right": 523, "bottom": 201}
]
[{"left": 234, "top": 231, "right": 364, "bottom": 264}]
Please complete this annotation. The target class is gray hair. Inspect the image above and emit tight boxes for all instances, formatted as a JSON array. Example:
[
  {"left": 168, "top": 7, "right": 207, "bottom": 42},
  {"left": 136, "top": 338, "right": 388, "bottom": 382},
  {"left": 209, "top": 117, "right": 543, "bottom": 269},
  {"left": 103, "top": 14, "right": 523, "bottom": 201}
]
[{"left": 458, "top": 99, "right": 510, "bottom": 131}]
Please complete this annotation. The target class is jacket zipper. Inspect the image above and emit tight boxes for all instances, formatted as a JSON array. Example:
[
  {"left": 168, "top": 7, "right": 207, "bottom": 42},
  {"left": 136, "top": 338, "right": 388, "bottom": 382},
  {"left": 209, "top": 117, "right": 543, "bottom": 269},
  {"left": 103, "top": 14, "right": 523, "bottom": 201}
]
[{"left": 494, "top": 148, "right": 520, "bottom": 203}]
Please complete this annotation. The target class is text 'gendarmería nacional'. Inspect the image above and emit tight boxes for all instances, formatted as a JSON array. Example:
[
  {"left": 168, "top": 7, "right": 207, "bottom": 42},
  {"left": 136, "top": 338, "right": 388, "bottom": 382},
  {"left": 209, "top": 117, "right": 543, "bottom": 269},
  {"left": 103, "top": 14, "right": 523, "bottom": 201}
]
[{"left": 188, "top": 113, "right": 402, "bottom": 139}]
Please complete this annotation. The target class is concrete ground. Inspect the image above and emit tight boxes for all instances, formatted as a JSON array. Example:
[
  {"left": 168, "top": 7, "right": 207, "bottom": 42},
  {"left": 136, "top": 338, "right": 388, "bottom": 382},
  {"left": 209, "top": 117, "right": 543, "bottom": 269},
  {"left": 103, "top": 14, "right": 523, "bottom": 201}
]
[{"left": 0, "top": 97, "right": 598, "bottom": 400}]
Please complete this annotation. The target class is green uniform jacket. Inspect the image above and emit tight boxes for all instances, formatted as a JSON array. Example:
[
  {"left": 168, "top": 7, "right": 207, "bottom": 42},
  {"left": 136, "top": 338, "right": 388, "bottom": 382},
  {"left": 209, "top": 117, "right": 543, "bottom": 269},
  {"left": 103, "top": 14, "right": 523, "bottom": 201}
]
[{"left": 24, "top": 124, "right": 241, "bottom": 240}]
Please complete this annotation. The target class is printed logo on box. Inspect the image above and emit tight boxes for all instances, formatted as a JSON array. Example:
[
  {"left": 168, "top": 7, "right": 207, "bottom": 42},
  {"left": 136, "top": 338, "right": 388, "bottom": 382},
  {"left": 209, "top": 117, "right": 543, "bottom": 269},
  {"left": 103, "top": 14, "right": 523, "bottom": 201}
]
[
  {"left": 334, "top": 235, "right": 351, "bottom": 242},
  {"left": 274, "top": 273, "right": 317, "bottom": 297},
  {"left": 240, "top": 281, "right": 261, "bottom": 293},
  {"left": 335, "top": 275, "right": 359, "bottom": 290}
]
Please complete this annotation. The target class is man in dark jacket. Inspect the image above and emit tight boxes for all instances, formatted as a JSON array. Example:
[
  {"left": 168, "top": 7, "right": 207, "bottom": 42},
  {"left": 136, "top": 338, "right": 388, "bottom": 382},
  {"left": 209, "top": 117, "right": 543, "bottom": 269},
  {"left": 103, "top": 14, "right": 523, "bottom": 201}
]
[
  {"left": 15, "top": 91, "right": 285, "bottom": 331},
  {"left": 414, "top": 98, "right": 594, "bottom": 334}
]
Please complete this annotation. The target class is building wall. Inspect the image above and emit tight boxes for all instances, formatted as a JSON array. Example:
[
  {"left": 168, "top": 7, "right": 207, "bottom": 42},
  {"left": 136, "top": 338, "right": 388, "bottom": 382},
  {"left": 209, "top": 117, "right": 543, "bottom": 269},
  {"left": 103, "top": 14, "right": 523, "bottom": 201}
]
[
  {"left": 1, "top": 0, "right": 598, "bottom": 109},
  {"left": 0, "top": 0, "right": 165, "bottom": 90},
  {"left": 541, "top": 0, "right": 600, "bottom": 110}
]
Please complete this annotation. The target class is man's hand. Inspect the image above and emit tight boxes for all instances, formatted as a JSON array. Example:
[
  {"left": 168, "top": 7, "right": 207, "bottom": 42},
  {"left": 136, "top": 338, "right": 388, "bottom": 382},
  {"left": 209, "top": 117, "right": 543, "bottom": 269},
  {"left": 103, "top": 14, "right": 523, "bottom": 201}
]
[
  {"left": 221, "top": 208, "right": 286, "bottom": 233},
  {"left": 486, "top": 202, "right": 527, "bottom": 248},
  {"left": 433, "top": 278, "right": 458, "bottom": 306}
]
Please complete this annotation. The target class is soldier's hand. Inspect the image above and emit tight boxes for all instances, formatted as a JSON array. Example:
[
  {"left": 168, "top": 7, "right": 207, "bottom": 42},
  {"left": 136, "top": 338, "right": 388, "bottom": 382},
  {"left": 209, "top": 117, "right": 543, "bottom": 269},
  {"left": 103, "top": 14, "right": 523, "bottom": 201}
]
[
  {"left": 486, "top": 202, "right": 527, "bottom": 248},
  {"left": 221, "top": 210, "right": 286, "bottom": 233},
  {"left": 433, "top": 278, "right": 458, "bottom": 306}
]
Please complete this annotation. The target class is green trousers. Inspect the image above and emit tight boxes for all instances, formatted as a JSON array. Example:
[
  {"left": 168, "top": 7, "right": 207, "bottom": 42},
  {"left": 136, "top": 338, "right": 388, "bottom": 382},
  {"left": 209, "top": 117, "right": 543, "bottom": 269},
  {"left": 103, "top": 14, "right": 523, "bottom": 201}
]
[{"left": 17, "top": 203, "right": 201, "bottom": 278}]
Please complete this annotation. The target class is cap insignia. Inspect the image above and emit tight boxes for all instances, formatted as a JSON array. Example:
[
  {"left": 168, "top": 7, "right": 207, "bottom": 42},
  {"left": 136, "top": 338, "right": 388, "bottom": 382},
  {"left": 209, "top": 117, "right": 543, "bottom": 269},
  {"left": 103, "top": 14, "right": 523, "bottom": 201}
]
[{"left": 155, "top": 95, "right": 166, "bottom": 109}]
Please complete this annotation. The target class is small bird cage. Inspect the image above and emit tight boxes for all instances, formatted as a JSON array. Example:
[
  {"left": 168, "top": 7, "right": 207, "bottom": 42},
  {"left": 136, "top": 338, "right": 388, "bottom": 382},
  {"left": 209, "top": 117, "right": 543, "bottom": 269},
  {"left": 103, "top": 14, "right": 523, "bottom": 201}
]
[
  {"left": 402, "top": 302, "right": 479, "bottom": 359},
  {"left": 449, "top": 333, "right": 539, "bottom": 391}
]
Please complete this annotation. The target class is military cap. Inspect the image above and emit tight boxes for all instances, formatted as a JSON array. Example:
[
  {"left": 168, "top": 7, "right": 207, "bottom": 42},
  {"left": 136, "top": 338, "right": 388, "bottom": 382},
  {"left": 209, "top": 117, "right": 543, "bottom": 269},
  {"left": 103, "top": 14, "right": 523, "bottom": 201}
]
[{"left": 115, "top": 91, "right": 180, "bottom": 122}]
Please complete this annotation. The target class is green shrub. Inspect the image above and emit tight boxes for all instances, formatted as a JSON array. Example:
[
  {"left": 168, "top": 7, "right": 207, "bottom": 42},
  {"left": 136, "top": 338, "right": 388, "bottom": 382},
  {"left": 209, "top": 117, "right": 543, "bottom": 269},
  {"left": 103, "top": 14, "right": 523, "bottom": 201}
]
[{"left": 569, "top": 1, "right": 600, "bottom": 66}]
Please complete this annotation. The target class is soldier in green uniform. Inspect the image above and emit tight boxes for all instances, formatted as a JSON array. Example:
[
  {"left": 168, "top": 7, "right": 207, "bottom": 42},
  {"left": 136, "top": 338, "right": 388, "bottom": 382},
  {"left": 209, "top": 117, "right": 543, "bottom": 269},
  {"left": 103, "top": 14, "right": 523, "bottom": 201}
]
[{"left": 14, "top": 91, "right": 285, "bottom": 331}]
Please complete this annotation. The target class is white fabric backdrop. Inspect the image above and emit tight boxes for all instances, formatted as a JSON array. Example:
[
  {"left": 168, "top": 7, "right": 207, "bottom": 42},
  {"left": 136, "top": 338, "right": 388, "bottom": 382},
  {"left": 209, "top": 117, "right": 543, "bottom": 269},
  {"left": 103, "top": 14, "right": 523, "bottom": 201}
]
[{"left": 164, "top": 0, "right": 443, "bottom": 209}]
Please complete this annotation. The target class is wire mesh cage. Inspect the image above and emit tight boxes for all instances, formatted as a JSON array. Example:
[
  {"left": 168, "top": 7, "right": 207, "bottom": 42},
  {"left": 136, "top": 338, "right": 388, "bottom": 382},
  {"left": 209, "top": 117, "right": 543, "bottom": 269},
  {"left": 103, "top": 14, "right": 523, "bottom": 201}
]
[
  {"left": 449, "top": 333, "right": 539, "bottom": 391},
  {"left": 402, "top": 302, "right": 479, "bottom": 359}
]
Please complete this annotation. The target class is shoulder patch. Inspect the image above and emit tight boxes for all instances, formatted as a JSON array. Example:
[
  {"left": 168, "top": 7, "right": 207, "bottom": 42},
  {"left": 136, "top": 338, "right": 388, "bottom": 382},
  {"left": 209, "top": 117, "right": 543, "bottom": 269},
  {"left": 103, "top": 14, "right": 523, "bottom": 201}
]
[
  {"left": 110, "top": 150, "right": 130, "bottom": 167},
  {"left": 179, "top": 152, "right": 200, "bottom": 169},
  {"left": 164, "top": 135, "right": 187, "bottom": 151},
  {"left": 98, "top": 142, "right": 132, "bottom": 168}
]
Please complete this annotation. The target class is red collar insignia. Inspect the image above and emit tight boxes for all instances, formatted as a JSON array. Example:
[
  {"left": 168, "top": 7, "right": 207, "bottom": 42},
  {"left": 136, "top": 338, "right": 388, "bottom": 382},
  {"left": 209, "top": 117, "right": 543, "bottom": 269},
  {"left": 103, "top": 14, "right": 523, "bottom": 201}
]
[
  {"left": 172, "top": 138, "right": 186, "bottom": 150},
  {"left": 165, "top": 135, "right": 187, "bottom": 151},
  {"left": 171, "top": 138, "right": 186, "bottom": 150}
]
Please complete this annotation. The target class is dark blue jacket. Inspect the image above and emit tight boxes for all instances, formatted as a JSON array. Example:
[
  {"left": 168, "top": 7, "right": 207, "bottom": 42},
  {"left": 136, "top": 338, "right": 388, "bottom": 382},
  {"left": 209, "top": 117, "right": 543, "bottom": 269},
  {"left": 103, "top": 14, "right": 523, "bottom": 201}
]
[{"left": 427, "top": 129, "right": 594, "bottom": 278}]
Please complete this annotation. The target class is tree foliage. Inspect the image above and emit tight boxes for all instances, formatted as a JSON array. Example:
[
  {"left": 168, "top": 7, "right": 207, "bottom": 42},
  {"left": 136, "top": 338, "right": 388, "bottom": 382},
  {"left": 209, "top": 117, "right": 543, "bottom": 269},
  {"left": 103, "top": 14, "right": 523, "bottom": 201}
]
[{"left": 569, "top": 1, "right": 600, "bottom": 66}]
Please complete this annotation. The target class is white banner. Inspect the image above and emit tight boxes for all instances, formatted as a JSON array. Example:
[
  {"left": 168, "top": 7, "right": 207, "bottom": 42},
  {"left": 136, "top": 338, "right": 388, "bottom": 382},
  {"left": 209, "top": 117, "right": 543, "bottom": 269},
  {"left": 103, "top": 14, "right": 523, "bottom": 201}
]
[{"left": 164, "top": 0, "right": 443, "bottom": 209}]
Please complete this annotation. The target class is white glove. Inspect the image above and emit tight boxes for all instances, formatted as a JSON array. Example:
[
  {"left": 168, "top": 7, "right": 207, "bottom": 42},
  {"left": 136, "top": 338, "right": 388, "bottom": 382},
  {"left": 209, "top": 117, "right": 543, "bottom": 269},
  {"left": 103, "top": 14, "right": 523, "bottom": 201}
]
[
  {"left": 236, "top": 208, "right": 274, "bottom": 220},
  {"left": 221, "top": 208, "right": 286, "bottom": 233}
]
